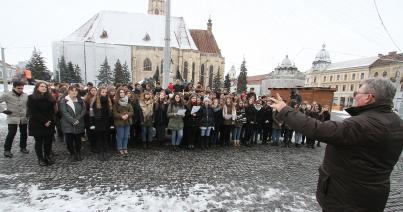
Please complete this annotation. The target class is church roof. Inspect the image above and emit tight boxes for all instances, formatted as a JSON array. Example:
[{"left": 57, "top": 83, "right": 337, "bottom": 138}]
[
  {"left": 314, "top": 44, "right": 331, "bottom": 63},
  {"left": 61, "top": 10, "right": 197, "bottom": 50},
  {"left": 189, "top": 29, "right": 221, "bottom": 55},
  {"left": 326, "top": 56, "right": 378, "bottom": 71}
]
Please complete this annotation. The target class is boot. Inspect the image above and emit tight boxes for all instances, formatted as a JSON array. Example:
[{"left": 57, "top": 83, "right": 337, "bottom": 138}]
[
  {"left": 38, "top": 159, "right": 48, "bottom": 166},
  {"left": 4, "top": 151, "right": 13, "bottom": 158},
  {"left": 70, "top": 154, "right": 77, "bottom": 162},
  {"left": 45, "top": 155, "right": 55, "bottom": 165},
  {"left": 76, "top": 152, "right": 83, "bottom": 161}
]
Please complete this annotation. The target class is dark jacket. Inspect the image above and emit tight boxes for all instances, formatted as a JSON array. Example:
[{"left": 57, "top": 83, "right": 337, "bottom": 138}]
[
  {"left": 277, "top": 103, "right": 403, "bottom": 212},
  {"left": 199, "top": 106, "right": 214, "bottom": 127},
  {"left": 185, "top": 105, "right": 200, "bottom": 127},
  {"left": 320, "top": 111, "right": 331, "bottom": 122},
  {"left": 90, "top": 99, "right": 112, "bottom": 132},
  {"left": 212, "top": 106, "right": 223, "bottom": 129},
  {"left": 234, "top": 107, "right": 246, "bottom": 127},
  {"left": 173, "top": 84, "right": 184, "bottom": 93},
  {"left": 261, "top": 105, "right": 273, "bottom": 125},
  {"left": 154, "top": 101, "right": 168, "bottom": 128},
  {"left": 27, "top": 95, "right": 56, "bottom": 136},
  {"left": 245, "top": 105, "right": 257, "bottom": 124}
]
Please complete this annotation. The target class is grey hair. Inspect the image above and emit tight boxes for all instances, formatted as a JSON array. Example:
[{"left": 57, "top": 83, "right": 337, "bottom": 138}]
[{"left": 362, "top": 77, "right": 397, "bottom": 104}]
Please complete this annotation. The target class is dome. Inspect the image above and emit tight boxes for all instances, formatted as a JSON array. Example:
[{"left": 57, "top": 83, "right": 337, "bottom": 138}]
[
  {"left": 280, "top": 55, "right": 293, "bottom": 68},
  {"left": 314, "top": 44, "right": 331, "bottom": 63}
]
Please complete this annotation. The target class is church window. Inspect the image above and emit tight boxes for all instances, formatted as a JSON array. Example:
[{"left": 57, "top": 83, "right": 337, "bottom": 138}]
[
  {"left": 183, "top": 62, "right": 189, "bottom": 82},
  {"left": 155, "top": 9, "right": 159, "bottom": 15},
  {"left": 374, "top": 72, "right": 378, "bottom": 77},
  {"left": 382, "top": 71, "right": 387, "bottom": 77},
  {"left": 209, "top": 65, "right": 214, "bottom": 88},
  {"left": 200, "top": 64, "right": 205, "bottom": 86},
  {"left": 100, "top": 30, "right": 108, "bottom": 39},
  {"left": 314, "top": 77, "right": 316, "bottom": 83},
  {"left": 192, "top": 62, "right": 195, "bottom": 83},
  {"left": 143, "top": 58, "right": 152, "bottom": 71}
]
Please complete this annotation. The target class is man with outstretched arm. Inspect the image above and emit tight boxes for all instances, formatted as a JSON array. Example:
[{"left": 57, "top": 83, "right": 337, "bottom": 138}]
[{"left": 269, "top": 77, "right": 403, "bottom": 212}]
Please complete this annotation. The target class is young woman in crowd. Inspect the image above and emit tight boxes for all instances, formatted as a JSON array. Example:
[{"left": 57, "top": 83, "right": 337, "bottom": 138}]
[
  {"left": 84, "top": 87, "right": 97, "bottom": 153},
  {"left": 90, "top": 86, "right": 112, "bottom": 161},
  {"left": 260, "top": 98, "right": 273, "bottom": 145},
  {"left": 306, "top": 103, "right": 321, "bottom": 148},
  {"left": 154, "top": 91, "right": 168, "bottom": 145},
  {"left": 271, "top": 108, "right": 283, "bottom": 146},
  {"left": 318, "top": 104, "right": 331, "bottom": 147},
  {"left": 198, "top": 98, "right": 214, "bottom": 150},
  {"left": 222, "top": 97, "right": 235, "bottom": 147},
  {"left": 184, "top": 94, "right": 200, "bottom": 149},
  {"left": 27, "top": 82, "right": 56, "bottom": 166},
  {"left": 139, "top": 91, "right": 154, "bottom": 149},
  {"left": 107, "top": 86, "right": 117, "bottom": 149},
  {"left": 244, "top": 98, "right": 257, "bottom": 147},
  {"left": 233, "top": 100, "right": 246, "bottom": 148},
  {"left": 211, "top": 98, "right": 223, "bottom": 146},
  {"left": 113, "top": 88, "right": 133, "bottom": 156},
  {"left": 167, "top": 93, "right": 185, "bottom": 150},
  {"left": 60, "top": 86, "right": 86, "bottom": 162}
]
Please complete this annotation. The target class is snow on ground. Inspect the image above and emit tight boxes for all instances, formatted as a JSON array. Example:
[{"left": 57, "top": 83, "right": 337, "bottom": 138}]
[{"left": 0, "top": 174, "right": 316, "bottom": 212}]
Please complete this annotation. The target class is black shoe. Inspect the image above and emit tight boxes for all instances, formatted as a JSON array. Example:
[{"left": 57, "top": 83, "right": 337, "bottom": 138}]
[
  {"left": 38, "top": 160, "right": 48, "bottom": 166},
  {"left": 4, "top": 151, "right": 13, "bottom": 158},
  {"left": 76, "top": 152, "right": 83, "bottom": 161},
  {"left": 295, "top": 143, "right": 301, "bottom": 148},
  {"left": 20, "top": 148, "right": 29, "bottom": 154},
  {"left": 46, "top": 156, "right": 55, "bottom": 165},
  {"left": 71, "top": 155, "right": 77, "bottom": 162}
]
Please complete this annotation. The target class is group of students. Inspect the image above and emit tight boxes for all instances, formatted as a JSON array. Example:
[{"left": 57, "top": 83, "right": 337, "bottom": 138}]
[{"left": 1, "top": 80, "right": 330, "bottom": 166}]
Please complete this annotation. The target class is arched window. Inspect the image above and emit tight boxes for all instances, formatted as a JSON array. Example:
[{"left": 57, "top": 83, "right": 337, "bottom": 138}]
[
  {"left": 143, "top": 58, "right": 152, "bottom": 71},
  {"left": 209, "top": 65, "right": 214, "bottom": 88},
  {"left": 183, "top": 62, "right": 189, "bottom": 82},
  {"left": 155, "top": 9, "right": 159, "bottom": 15},
  {"left": 374, "top": 72, "right": 378, "bottom": 77},
  {"left": 192, "top": 62, "right": 195, "bottom": 83},
  {"left": 200, "top": 64, "right": 205, "bottom": 86},
  {"left": 382, "top": 71, "right": 387, "bottom": 77},
  {"left": 314, "top": 77, "right": 316, "bottom": 83}
]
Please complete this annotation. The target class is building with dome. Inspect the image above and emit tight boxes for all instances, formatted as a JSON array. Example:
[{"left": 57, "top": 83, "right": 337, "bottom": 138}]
[
  {"left": 261, "top": 55, "right": 306, "bottom": 93},
  {"left": 305, "top": 45, "right": 403, "bottom": 110},
  {"left": 52, "top": 0, "right": 225, "bottom": 85}
]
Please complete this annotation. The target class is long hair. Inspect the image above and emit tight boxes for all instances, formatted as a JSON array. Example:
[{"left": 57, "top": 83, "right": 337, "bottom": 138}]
[
  {"left": 187, "top": 94, "right": 198, "bottom": 108},
  {"left": 32, "top": 82, "right": 55, "bottom": 102},
  {"left": 84, "top": 87, "right": 97, "bottom": 105},
  {"left": 114, "top": 87, "right": 126, "bottom": 104},
  {"left": 171, "top": 93, "right": 184, "bottom": 107},
  {"left": 95, "top": 86, "right": 112, "bottom": 110}
]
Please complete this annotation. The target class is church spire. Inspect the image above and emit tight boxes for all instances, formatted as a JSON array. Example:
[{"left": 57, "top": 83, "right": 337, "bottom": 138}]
[
  {"left": 148, "top": 0, "right": 165, "bottom": 15},
  {"left": 207, "top": 17, "right": 212, "bottom": 33}
]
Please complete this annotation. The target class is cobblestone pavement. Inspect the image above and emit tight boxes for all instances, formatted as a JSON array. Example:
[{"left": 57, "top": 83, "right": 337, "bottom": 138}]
[{"left": 0, "top": 113, "right": 402, "bottom": 211}]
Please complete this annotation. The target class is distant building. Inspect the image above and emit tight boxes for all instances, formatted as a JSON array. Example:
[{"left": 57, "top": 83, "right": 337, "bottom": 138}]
[
  {"left": 261, "top": 55, "right": 305, "bottom": 94},
  {"left": 0, "top": 61, "right": 15, "bottom": 83},
  {"left": 53, "top": 0, "right": 225, "bottom": 86},
  {"left": 305, "top": 44, "right": 403, "bottom": 108}
]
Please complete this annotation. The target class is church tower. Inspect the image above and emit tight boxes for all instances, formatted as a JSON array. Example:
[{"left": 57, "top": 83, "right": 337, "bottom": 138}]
[{"left": 148, "top": 0, "right": 165, "bottom": 15}]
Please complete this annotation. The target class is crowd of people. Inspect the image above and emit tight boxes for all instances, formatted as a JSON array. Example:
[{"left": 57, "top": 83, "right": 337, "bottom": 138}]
[{"left": 1, "top": 79, "right": 330, "bottom": 166}]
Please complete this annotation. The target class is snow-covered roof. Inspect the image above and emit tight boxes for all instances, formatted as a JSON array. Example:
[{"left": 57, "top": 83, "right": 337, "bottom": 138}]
[
  {"left": 62, "top": 11, "right": 197, "bottom": 50},
  {"left": 327, "top": 56, "right": 378, "bottom": 71}
]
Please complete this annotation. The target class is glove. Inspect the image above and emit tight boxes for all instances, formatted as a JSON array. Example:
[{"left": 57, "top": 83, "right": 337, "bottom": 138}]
[
  {"left": 90, "top": 126, "right": 95, "bottom": 130},
  {"left": 110, "top": 126, "right": 115, "bottom": 129},
  {"left": 2, "top": 110, "right": 12, "bottom": 115},
  {"left": 73, "top": 120, "right": 79, "bottom": 125}
]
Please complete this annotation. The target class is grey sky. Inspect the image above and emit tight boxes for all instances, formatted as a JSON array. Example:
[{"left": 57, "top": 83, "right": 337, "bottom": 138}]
[{"left": 1, "top": 0, "right": 402, "bottom": 76}]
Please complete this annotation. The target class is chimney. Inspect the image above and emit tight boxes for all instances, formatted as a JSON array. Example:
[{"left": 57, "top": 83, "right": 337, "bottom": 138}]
[
  {"left": 207, "top": 18, "right": 212, "bottom": 33},
  {"left": 388, "top": 51, "right": 397, "bottom": 55}
]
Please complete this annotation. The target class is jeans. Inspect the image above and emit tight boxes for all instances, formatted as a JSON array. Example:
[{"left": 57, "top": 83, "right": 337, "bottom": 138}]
[
  {"left": 232, "top": 127, "right": 242, "bottom": 140},
  {"left": 271, "top": 129, "right": 281, "bottom": 143},
  {"left": 116, "top": 125, "right": 130, "bottom": 150},
  {"left": 4, "top": 124, "right": 27, "bottom": 151},
  {"left": 142, "top": 126, "right": 153, "bottom": 143},
  {"left": 171, "top": 129, "right": 183, "bottom": 146},
  {"left": 200, "top": 127, "right": 212, "bottom": 137}
]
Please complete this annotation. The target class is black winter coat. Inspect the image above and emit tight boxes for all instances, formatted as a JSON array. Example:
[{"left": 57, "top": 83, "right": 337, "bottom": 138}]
[
  {"left": 212, "top": 107, "right": 223, "bottom": 129},
  {"left": 185, "top": 105, "right": 200, "bottom": 127},
  {"left": 199, "top": 106, "right": 214, "bottom": 127},
  {"left": 260, "top": 106, "right": 273, "bottom": 125},
  {"left": 27, "top": 95, "right": 56, "bottom": 137},
  {"left": 90, "top": 100, "right": 112, "bottom": 132},
  {"left": 277, "top": 103, "right": 403, "bottom": 212},
  {"left": 245, "top": 105, "right": 257, "bottom": 124},
  {"left": 154, "top": 102, "right": 168, "bottom": 128}
]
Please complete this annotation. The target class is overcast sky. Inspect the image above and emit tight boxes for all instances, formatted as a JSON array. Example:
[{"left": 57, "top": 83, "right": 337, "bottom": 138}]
[{"left": 1, "top": 0, "right": 402, "bottom": 76}]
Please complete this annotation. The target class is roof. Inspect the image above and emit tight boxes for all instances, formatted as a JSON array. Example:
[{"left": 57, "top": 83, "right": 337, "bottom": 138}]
[
  {"left": 189, "top": 29, "right": 221, "bottom": 55},
  {"left": 61, "top": 11, "right": 197, "bottom": 50},
  {"left": 247, "top": 74, "right": 269, "bottom": 85},
  {"left": 370, "top": 52, "right": 403, "bottom": 67},
  {"left": 326, "top": 56, "right": 378, "bottom": 71}
]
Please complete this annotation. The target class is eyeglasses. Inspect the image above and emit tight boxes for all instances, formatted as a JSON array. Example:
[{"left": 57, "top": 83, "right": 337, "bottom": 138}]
[{"left": 353, "top": 91, "right": 372, "bottom": 97}]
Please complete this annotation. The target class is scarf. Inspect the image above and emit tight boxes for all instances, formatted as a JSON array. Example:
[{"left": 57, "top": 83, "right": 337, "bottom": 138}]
[
  {"left": 118, "top": 96, "right": 128, "bottom": 107},
  {"left": 65, "top": 95, "right": 77, "bottom": 114}
]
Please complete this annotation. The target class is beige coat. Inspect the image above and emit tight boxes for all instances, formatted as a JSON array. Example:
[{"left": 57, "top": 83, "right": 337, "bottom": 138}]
[{"left": 0, "top": 90, "right": 28, "bottom": 124}]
